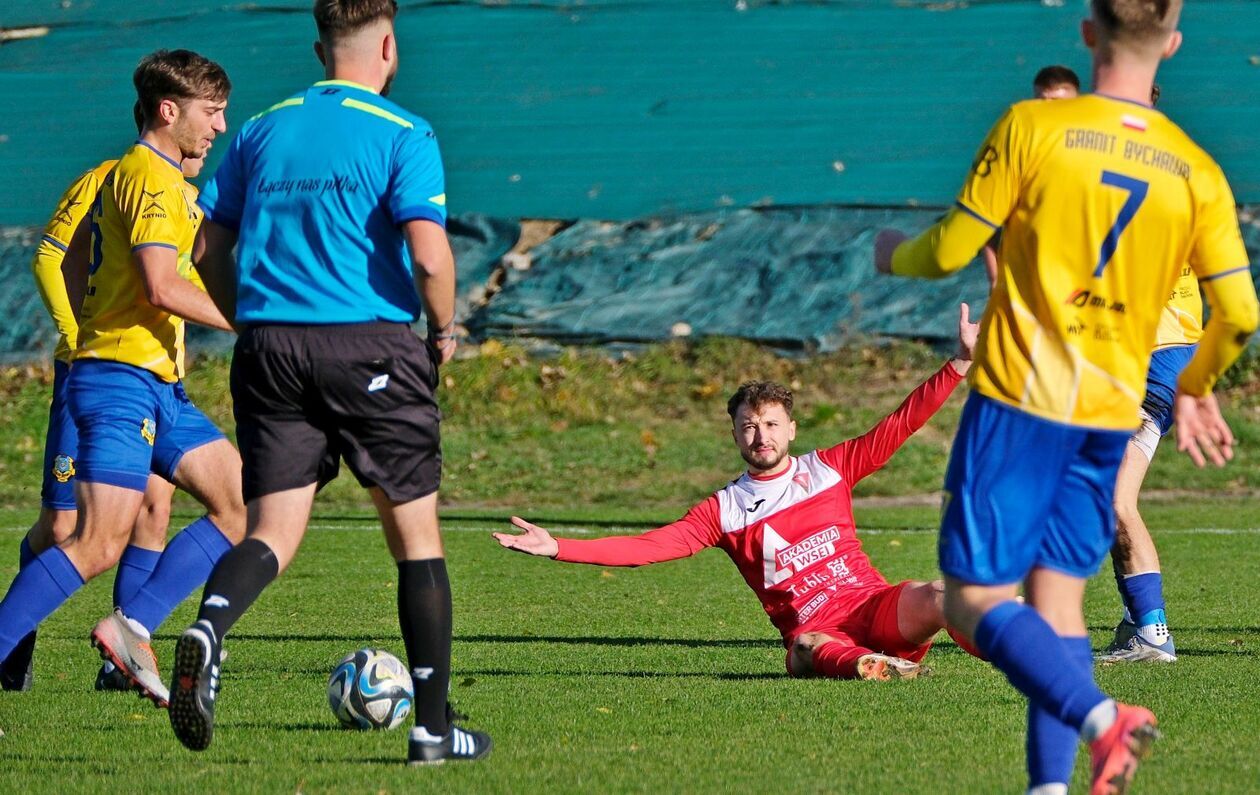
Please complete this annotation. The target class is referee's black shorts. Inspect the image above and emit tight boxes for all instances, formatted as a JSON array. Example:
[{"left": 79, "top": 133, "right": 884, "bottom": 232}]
[{"left": 231, "top": 322, "right": 442, "bottom": 503}]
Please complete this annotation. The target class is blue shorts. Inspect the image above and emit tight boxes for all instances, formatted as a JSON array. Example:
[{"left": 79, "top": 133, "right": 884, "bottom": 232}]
[
  {"left": 1141, "top": 344, "right": 1197, "bottom": 435},
  {"left": 939, "top": 393, "right": 1131, "bottom": 585},
  {"left": 40, "top": 360, "right": 79, "bottom": 510},
  {"left": 66, "top": 360, "right": 225, "bottom": 492}
]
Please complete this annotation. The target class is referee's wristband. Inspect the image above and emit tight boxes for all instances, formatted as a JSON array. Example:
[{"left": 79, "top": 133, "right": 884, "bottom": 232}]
[{"left": 428, "top": 320, "right": 457, "bottom": 341}]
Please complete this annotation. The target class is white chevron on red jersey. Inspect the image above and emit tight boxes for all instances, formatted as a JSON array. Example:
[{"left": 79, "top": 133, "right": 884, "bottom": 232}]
[
  {"left": 553, "top": 361, "right": 965, "bottom": 643},
  {"left": 710, "top": 450, "right": 890, "bottom": 635}
]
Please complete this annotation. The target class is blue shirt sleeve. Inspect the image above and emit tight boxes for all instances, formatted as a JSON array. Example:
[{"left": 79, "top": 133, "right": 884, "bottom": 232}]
[
  {"left": 197, "top": 130, "right": 248, "bottom": 231},
  {"left": 389, "top": 126, "right": 447, "bottom": 228}
]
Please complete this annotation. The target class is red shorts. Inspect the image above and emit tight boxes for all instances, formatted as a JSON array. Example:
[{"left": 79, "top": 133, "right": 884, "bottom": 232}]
[{"left": 785, "top": 581, "right": 933, "bottom": 668}]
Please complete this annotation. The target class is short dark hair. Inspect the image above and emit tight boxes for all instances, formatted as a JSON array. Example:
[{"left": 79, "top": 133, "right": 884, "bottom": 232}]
[
  {"left": 1091, "top": 0, "right": 1181, "bottom": 46},
  {"left": 133, "top": 49, "right": 230, "bottom": 125},
  {"left": 727, "top": 381, "right": 794, "bottom": 421},
  {"left": 314, "top": 0, "right": 398, "bottom": 39},
  {"left": 1033, "top": 65, "right": 1080, "bottom": 93},
  {"left": 132, "top": 100, "right": 144, "bottom": 134}
]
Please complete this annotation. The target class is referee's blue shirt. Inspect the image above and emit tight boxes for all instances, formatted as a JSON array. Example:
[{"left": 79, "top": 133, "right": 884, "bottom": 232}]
[{"left": 198, "top": 79, "right": 447, "bottom": 325}]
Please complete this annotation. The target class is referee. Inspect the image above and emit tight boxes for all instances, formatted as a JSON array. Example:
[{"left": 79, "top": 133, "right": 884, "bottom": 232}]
[{"left": 167, "top": 0, "right": 490, "bottom": 764}]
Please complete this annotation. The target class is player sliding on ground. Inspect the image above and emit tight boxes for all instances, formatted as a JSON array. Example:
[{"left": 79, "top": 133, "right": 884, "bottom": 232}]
[
  {"left": 496, "top": 306, "right": 982, "bottom": 681},
  {"left": 874, "top": 2, "right": 1259, "bottom": 793}
]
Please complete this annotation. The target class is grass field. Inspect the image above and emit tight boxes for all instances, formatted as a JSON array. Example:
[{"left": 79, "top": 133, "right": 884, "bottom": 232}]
[
  {"left": 2, "top": 340, "right": 1259, "bottom": 517},
  {"left": 0, "top": 501, "right": 1257, "bottom": 793},
  {"left": 0, "top": 342, "right": 1258, "bottom": 792}
]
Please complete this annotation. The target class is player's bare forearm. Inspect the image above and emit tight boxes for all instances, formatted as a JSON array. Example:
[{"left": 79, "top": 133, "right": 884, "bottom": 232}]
[
  {"left": 193, "top": 220, "right": 239, "bottom": 329},
  {"left": 135, "top": 247, "right": 234, "bottom": 331},
  {"left": 951, "top": 302, "right": 978, "bottom": 375}
]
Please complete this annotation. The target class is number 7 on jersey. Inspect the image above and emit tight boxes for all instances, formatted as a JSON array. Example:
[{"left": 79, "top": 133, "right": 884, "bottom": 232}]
[{"left": 1094, "top": 171, "right": 1150, "bottom": 278}]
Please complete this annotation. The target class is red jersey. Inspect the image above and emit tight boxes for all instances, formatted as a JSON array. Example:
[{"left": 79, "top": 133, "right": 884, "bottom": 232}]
[{"left": 554, "top": 362, "right": 965, "bottom": 643}]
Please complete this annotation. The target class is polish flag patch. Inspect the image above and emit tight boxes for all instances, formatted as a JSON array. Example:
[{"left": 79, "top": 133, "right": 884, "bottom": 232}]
[{"left": 1122, "top": 114, "right": 1148, "bottom": 132}]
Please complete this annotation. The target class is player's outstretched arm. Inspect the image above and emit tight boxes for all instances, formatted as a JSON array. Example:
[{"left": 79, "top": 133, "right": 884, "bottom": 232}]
[
  {"left": 493, "top": 516, "right": 560, "bottom": 558},
  {"left": 873, "top": 209, "right": 996, "bottom": 279},
  {"left": 495, "top": 500, "right": 723, "bottom": 567},
  {"left": 822, "top": 303, "right": 972, "bottom": 482},
  {"left": 877, "top": 108, "right": 1023, "bottom": 280}
]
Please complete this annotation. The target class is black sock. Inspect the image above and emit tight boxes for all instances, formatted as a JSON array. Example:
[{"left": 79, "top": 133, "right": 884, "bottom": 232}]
[
  {"left": 398, "top": 558, "right": 452, "bottom": 736},
  {"left": 195, "top": 538, "right": 280, "bottom": 642}
]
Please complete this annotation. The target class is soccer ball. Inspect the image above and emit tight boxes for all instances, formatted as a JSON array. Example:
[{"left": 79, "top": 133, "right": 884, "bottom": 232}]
[{"left": 327, "top": 648, "right": 413, "bottom": 730}]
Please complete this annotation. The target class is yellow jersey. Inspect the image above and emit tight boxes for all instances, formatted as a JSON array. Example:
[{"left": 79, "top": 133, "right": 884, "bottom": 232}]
[
  {"left": 1154, "top": 263, "right": 1203, "bottom": 349},
  {"left": 895, "top": 94, "right": 1252, "bottom": 431},
  {"left": 32, "top": 160, "right": 116, "bottom": 361},
  {"left": 75, "top": 141, "right": 203, "bottom": 382}
]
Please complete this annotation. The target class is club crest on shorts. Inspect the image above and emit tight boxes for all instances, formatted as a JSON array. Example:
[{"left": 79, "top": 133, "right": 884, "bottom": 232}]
[
  {"left": 51, "top": 454, "right": 75, "bottom": 483},
  {"left": 141, "top": 418, "right": 156, "bottom": 446}
]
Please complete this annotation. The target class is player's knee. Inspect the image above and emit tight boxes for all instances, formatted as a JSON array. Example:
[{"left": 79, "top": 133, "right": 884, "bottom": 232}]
[
  {"left": 133, "top": 501, "right": 172, "bottom": 546},
  {"left": 47, "top": 509, "right": 78, "bottom": 546},
  {"left": 213, "top": 502, "right": 247, "bottom": 543},
  {"left": 70, "top": 535, "right": 127, "bottom": 580},
  {"left": 789, "top": 633, "right": 826, "bottom": 677},
  {"left": 204, "top": 487, "right": 247, "bottom": 542},
  {"left": 1113, "top": 500, "right": 1142, "bottom": 535},
  {"left": 942, "top": 589, "right": 984, "bottom": 637},
  {"left": 31, "top": 509, "right": 75, "bottom": 551},
  {"left": 916, "top": 580, "right": 947, "bottom": 625}
]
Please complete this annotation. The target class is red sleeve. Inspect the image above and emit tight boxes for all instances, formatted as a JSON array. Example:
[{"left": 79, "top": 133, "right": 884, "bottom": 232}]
[
  {"left": 554, "top": 495, "right": 723, "bottom": 567},
  {"left": 818, "top": 361, "right": 964, "bottom": 483}
]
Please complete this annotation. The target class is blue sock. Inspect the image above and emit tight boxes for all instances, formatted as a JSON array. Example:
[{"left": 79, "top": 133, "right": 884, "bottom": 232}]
[
  {"left": 0, "top": 547, "right": 84, "bottom": 660},
  {"left": 974, "top": 601, "right": 1110, "bottom": 729},
  {"left": 1027, "top": 636, "right": 1093, "bottom": 787},
  {"left": 120, "top": 517, "right": 232, "bottom": 634},
  {"left": 1118, "top": 572, "right": 1165, "bottom": 626},
  {"left": 19, "top": 536, "right": 36, "bottom": 569},
  {"left": 114, "top": 545, "right": 162, "bottom": 607}
]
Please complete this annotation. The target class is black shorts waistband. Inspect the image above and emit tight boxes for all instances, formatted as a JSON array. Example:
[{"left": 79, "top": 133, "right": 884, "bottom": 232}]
[{"left": 242, "top": 322, "right": 413, "bottom": 337}]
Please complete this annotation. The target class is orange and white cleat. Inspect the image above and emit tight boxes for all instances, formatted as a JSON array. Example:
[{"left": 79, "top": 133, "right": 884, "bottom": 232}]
[
  {"left": 1089, "top": 703, "right": 1159, "bottom": 795},
  {"left": 90, "top": 609, "right": 169, "bottom": 707},
  {"left": 855, "top": 653, "right": 926, "bottom": 681}
]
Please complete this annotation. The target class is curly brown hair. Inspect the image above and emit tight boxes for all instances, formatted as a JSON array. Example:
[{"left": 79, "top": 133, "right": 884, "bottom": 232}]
[{"left": 727, "top": 381, "right": 794, "bottom": 421}]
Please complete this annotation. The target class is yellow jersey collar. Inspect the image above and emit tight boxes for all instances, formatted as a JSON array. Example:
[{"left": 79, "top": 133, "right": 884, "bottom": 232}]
[
  {"left": 135, "top": 139, "right": 183, "bottom": 173},
  {"left": 314, "top": 79, "right": 379, "bottom": 95}
]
